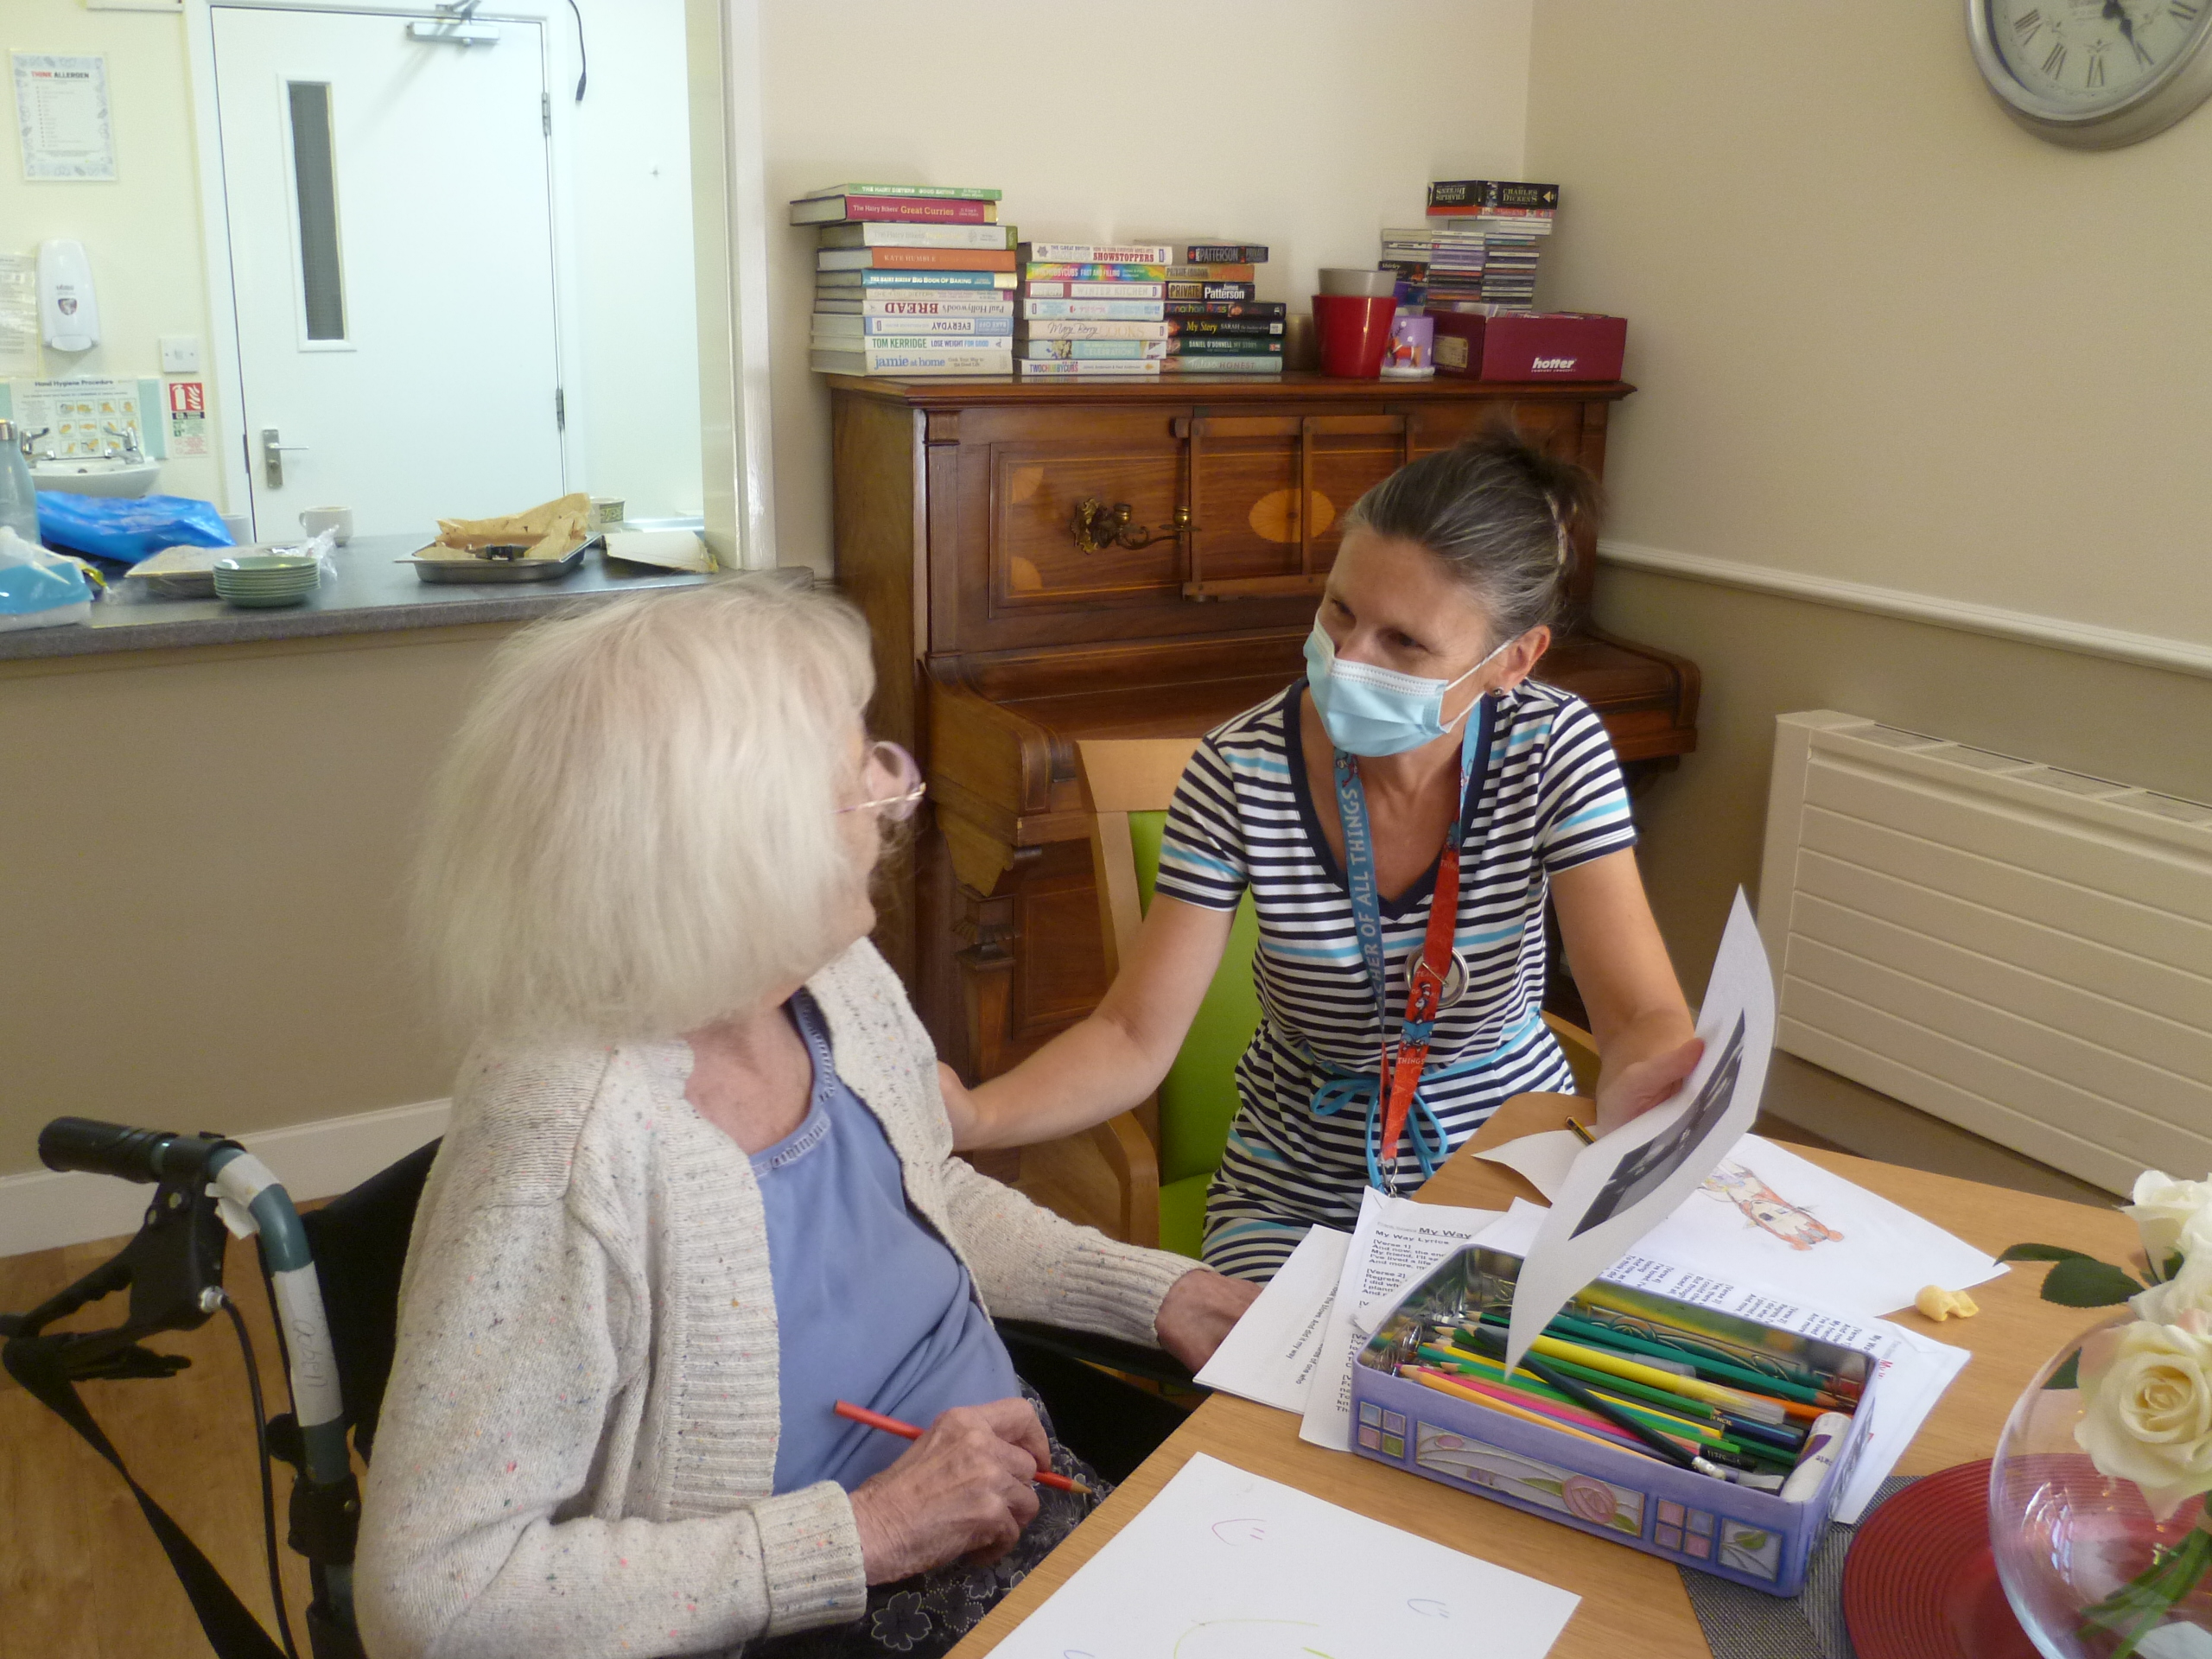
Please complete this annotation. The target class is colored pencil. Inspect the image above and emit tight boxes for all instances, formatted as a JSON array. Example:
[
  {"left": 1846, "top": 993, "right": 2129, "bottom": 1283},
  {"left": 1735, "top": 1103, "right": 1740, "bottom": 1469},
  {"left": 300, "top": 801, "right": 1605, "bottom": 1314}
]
[
  {"left": 1548, "top": 1312, "right": 1834, "bottom": 1406},
  {"left": 1566, "top": 1116, "right": 1596, "bottom": 1145},
  {"left": 1415, "top": 1344, "right": 1777, "bottom": 1464},
  {"left": 1513, "top": 1332, "right": 1794, "bottom": 1425},
  {"left": 1421, "top": 1367, "right": 1687, "bottom": 1456},
  {"left": 832, "top": 1400, "right": 1090, "bottom": 1495},
  {"left": 1405, "top": 1367, "right": 1650, "bottom": 1459},
  {"left": 1575, "top": 1285, "right": 1842, "bottom": 1395}
]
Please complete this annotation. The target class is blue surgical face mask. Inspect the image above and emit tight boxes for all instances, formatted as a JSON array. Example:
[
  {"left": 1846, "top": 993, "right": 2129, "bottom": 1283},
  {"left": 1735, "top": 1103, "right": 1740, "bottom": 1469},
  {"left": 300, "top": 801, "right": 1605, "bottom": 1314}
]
[{"left": 1304, "top": 621, "right": 1510, "bottom": 757}]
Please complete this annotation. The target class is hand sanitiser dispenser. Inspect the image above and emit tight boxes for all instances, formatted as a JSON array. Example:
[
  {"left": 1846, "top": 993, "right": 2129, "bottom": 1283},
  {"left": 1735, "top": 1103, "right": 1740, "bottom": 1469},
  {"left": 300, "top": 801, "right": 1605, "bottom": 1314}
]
[{"left": 38, "top": 240, "right": 99, "bottom": 353}]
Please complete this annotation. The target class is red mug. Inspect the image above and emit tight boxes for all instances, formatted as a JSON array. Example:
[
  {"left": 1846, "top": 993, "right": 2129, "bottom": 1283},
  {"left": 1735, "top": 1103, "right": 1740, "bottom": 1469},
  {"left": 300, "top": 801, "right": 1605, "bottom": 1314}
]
[{"left": 1313, "top": 295, "right": 1398, "bottom": 378}]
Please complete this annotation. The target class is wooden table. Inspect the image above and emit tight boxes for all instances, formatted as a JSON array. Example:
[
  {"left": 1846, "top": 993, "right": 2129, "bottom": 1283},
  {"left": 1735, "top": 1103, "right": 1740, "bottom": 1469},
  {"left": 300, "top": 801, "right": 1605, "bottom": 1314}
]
[{"left": 952, "top": 1093, "right": 2136, "bottom": 1657}]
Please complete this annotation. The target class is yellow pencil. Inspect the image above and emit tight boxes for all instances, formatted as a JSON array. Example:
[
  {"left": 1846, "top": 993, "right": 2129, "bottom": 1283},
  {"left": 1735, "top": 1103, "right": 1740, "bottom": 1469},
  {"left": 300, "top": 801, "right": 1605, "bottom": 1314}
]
[
  {"left": 1425, "top": 1343, "right": 1725, "bottom": 1442},
  {"left": 1526, "top": 1333, "right": 1792, "bottom": 1425}
]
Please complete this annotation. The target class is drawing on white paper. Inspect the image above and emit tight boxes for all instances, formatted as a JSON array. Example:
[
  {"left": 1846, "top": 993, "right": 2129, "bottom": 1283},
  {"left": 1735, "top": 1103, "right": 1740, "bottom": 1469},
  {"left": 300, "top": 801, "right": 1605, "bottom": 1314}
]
[
  {"left": 1211, "top": 1517, "right": 1269, "bottom": 1546},
  {"left": 1698, "top": 1159, "right": 1846, "bottom": 1251},
  {"left": 1571, "top": 1015, "right": 1745, "bottom": 1238},
  {"left": 1171, "top": 1618, "right": 1344, "bottom": 1659}
]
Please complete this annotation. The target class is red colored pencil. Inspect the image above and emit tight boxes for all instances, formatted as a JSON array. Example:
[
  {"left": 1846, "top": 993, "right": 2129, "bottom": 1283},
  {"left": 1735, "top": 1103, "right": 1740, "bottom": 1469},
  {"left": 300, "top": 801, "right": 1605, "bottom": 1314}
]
[{"left": 832, "top": 1399, "right": 1091, "bottom": 1495}]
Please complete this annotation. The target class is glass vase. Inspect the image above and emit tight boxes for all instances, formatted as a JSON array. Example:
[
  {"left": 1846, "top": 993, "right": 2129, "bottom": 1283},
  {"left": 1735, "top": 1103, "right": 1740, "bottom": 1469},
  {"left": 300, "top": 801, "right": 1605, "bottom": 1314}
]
[{"left": 1990, "top": 1315, "right": 2212, "bottom": 1659}]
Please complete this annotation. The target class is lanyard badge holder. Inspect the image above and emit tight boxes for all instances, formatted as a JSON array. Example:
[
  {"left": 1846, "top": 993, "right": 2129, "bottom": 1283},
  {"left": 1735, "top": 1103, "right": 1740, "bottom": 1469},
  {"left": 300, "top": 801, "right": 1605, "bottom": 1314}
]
[{"left": 1332, "top": 695, "right": 1493, "bottom": 1192}]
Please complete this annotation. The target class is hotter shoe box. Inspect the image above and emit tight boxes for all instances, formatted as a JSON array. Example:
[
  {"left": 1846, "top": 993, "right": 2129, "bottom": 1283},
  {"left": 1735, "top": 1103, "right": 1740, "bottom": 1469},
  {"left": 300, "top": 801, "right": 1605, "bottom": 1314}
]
[{"left": 1427, "top": 310, "right": 1627, "bottom": 381}]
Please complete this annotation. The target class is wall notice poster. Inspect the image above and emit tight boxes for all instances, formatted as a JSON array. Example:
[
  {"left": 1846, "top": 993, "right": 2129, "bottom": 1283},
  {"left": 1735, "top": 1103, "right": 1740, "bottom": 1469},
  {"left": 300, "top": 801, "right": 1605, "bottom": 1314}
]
[
  {"left": 12, "top": 377, "right": 144, "bottom": 459},
  {"left": 167, "top": 380, "right": 208, "bottom": 456},
  {"left": 13, "top": 54, "right": 116, "bottom": 182},
  {"left": 0, "top": 255, "right": 38, "bottom": 376}
]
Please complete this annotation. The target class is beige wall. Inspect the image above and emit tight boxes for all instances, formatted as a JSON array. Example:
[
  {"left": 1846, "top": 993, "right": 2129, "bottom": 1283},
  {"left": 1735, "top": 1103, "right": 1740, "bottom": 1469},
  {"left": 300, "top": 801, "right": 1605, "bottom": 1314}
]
[
  {"left": 756, "top": 0, "right": 1535, "bottom": 570},
  {"left": 1524, "top": 2, "right": 2212, "bottom": 984},
  {"left": 3, "top": 1, "right": 227, "bottom": 506},
  {"left": 1528, "top": 1, "right": 2212, "bottom": 646},
  {"left": 0, "top": 633, "right": 507, "bottom": 1174}
]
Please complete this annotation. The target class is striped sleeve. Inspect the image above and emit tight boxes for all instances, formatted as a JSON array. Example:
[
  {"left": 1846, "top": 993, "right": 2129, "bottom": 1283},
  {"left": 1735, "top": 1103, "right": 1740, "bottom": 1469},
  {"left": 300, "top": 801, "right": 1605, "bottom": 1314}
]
[
  {"left": 1533, "top": 695, "right": 1637, "bottom": 872},
  {"left": 1153, "top": 737, "right": 1249, "bottom": 911}
]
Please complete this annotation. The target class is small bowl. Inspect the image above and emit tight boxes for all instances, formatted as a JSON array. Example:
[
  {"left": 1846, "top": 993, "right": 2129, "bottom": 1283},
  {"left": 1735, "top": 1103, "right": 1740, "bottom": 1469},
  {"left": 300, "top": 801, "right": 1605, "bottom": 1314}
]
[{"left": 215, "top": 553, "right": 321, "bottom": 575}]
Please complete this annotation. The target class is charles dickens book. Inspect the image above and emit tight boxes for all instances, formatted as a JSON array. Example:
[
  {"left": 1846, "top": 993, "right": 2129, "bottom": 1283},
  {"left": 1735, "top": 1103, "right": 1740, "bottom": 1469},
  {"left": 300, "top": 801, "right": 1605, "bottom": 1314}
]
[{"left": 1425, "top": 179, "right": 1560, "bottom": 213}]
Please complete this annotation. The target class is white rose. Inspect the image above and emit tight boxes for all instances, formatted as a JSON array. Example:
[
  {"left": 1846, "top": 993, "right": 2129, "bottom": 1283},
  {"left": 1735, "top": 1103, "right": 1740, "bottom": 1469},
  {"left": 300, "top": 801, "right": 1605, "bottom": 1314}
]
[
  {"left": 2133, "top": 1250, "right": 2212, "bottom": 1329},
  {"left": 2124, "top": 1173, "right": 2212, "bottom": 1276},
  {"left": 2075, "top": 1320, "right": 2212, "bottom": 1518}
]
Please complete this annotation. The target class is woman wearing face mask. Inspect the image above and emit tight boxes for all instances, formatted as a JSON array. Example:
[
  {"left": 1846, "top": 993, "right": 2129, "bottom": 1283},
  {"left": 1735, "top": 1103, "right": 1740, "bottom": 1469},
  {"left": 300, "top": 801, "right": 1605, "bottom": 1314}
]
[{"left": 942, "top": 435, "right": 1701, "bottom": 1282}]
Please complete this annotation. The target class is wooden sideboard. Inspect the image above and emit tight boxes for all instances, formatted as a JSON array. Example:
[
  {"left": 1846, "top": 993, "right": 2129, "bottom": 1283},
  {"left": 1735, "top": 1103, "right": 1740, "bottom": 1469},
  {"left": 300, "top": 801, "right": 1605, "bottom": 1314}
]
[{"left": 827, "top": 372, "right": 1700, "bottom": 1088}]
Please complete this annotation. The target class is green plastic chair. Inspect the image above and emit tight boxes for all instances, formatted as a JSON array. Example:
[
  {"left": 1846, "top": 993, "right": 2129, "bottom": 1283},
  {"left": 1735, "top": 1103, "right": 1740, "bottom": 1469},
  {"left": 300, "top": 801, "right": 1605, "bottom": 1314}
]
[{"left": 1078, "top": 739, "right": 1262, "bottom": 1259}]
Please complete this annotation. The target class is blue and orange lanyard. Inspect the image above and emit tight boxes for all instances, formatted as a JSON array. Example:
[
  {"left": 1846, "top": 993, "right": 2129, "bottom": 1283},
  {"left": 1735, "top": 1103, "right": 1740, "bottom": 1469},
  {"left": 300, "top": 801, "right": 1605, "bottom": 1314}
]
[{"left": 1332, "top": 695, "right": 1494, "bottom": 1187}]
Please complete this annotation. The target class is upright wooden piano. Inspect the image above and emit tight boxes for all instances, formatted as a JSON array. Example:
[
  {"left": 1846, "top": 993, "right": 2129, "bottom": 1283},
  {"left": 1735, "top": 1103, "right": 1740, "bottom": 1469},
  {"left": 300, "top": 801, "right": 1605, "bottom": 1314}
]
[{"left": 828, "top": 372, "right": 1698, "bottom": 1089}]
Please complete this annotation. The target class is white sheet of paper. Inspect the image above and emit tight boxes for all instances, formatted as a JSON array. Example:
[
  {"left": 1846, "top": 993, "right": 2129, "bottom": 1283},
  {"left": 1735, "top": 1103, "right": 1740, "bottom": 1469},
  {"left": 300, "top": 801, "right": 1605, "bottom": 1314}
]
[
  {"left": 1505, "top": 890, "right": 1775, "bottom": 1371},
  {"left": 1473, "top": 1204, "right": 1967, "bottom": 1523},
  {"left": 1629, "top": 1132, "right": 2005, "bottom": 1319},
  {"left": 988, "top": 1451, "right": 1580, "bottom": 1659},
  {"left": 1298, "top": 1188, "right": 1501, "bottom": 1452},
  {"left": 1471, "top": 1128, "right": 1584, "bottom": 1201},
  {"left": 1194, "top": 1226, "right": 1351, "bottom": 1412}
]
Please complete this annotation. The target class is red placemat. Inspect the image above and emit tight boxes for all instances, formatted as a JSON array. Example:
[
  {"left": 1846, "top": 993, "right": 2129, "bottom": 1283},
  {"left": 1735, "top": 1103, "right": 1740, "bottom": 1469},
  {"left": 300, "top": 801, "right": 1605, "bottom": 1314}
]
[{"left": 1843, "top": 1459, "right": 2037, "bottom": 1659}]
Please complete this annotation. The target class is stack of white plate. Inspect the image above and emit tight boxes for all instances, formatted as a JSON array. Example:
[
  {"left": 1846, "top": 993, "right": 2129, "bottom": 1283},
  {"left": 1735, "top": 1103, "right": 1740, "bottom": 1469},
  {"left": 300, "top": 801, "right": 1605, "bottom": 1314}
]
[{"left": 212, "top": 553, "right": 321, "bottom": 608}]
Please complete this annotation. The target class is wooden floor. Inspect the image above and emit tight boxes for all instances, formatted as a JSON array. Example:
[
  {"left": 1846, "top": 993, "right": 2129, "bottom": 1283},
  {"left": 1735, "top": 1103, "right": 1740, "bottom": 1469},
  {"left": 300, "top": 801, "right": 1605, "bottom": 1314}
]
[
  {"left": 0, "top": 1226, "right": 318, "bottom": 1659},
  {"left": 0, "top": 1115, "right": 1837, "bottom": 1658}
]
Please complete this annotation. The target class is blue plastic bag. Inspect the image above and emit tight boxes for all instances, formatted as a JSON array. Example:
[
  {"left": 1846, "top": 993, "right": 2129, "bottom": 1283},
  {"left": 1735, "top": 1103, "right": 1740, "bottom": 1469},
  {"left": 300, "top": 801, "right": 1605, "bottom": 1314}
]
[
  {"left": 35, "top": 492, "right": 234, "bottom": 563},
  {"left": 0, "top": 525, "right": 93, "bottom": 629}
]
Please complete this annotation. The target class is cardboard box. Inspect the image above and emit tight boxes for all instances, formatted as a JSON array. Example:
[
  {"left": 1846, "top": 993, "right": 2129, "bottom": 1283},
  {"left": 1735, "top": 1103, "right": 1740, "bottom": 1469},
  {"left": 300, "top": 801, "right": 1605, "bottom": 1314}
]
[
  {"left": 1348, "top": 1243, "right": 1878, "bottom": 1598},
  {"left": 1427, "top": 310, "right": 1626, "bottom": 381}
]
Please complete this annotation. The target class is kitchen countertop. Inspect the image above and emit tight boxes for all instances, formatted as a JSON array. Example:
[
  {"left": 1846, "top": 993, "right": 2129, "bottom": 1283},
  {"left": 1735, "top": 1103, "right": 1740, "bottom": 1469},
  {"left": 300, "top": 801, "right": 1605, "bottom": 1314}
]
[{"left": 0, "top": 532, "right": 725, "bottom": 663}]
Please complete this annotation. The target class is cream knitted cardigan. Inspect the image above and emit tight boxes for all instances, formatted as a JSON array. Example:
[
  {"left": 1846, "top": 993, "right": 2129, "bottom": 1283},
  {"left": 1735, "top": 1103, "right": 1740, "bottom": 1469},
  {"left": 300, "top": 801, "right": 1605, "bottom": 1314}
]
[{"left": 355, "top": 942, "right": 1196, "bottom": 1659}]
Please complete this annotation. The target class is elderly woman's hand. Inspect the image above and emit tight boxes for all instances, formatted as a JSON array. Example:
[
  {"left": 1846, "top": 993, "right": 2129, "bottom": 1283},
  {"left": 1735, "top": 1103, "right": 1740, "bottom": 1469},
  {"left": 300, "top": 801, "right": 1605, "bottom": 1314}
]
[
  {"left": 1154, "top": 1268, "right": 1262, "bottom": 1371},
  {"left": 848, "top": 1400, "right": 1052, "bottom": 1582}
]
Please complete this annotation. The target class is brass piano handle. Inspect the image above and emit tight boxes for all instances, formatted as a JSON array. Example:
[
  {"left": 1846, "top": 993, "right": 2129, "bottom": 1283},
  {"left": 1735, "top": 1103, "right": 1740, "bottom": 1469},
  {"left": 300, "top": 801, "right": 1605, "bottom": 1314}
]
[{"left": 1070, "top": 499, "right": 1196, "bottom": 554}]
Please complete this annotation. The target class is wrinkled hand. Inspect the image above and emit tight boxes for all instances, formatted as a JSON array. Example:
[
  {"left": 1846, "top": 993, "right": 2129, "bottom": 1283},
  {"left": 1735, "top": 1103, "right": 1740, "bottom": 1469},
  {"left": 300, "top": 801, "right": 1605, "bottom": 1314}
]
[
  {"left": 849, "top": 1399, "right": 1052, "bottom": 1583},
  {"left": 1154, "top": 1268, "right": 1262, "bottom": 1371},
  {"left": 1593, "top": 1036, "right": 1704, "bottom": 1135}
]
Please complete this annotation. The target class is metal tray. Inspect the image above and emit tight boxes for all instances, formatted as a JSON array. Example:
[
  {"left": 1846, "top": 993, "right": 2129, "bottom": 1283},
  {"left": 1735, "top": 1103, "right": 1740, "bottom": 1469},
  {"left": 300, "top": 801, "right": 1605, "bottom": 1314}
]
[{"left": 405, "top": 536, "right": 600, "bottom": 583}]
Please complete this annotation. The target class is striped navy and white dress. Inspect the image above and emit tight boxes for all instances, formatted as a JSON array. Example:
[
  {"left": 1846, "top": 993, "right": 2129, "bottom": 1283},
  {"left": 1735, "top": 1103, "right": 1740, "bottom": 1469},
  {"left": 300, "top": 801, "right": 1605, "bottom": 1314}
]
[{"left": 1154, "top": 677, "right": 1640, "bottom": 1282}]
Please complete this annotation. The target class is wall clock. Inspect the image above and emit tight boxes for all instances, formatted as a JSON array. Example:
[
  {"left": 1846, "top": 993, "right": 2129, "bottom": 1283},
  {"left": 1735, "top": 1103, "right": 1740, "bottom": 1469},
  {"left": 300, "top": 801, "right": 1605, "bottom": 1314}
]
[{"left": 1969, "top": 0, "right": 2212, "bottom": 146}]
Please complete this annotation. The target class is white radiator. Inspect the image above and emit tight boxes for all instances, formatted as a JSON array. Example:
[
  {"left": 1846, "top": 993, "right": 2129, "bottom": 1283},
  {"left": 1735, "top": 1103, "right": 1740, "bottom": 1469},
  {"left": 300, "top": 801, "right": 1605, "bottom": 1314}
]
[{"left": 1758, "top": 711, "right": 2212, "bottom": 1195}]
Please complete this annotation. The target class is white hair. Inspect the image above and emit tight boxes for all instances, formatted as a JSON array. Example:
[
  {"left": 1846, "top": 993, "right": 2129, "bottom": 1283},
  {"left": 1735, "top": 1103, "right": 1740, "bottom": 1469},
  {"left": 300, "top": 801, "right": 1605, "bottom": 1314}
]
[{"left": 413, "top": 578, "right": 877, "bottom": 1041}]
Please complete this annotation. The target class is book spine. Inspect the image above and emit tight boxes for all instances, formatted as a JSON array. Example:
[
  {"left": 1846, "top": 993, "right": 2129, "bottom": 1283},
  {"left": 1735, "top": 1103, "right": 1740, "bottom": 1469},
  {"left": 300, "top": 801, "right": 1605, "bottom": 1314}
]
[
  {"left": 1020, "top": 242, "right": 1173, "bottom": 264},
  {"left": 818, "top": 270, "right": 1018, "bottom": 289},
  {"left": 1181, "top": 243, "right": 1269, "bottom": 264},
  {"left": 1163, "top": 281, "right": 1255, "bottom": 302},
  {"left": 1160, "top": 300, "right": 1287, "bottom": 320},
  {"left": 1023, "top": 282, "right": 1166, "bottom": 300},
  {"left": 1159, "top": 355, "right": 1284, "bottom": 372},
  {"left": 1165, "top": 317, "right": 1284, "bottom": 336},
  {"left": 823, "top": 196, "right": 1000, "bottom": 224},
  {"left": 818, "top": 247, "right": 1018, "bottom": 271},
  {"left": 1425, "top": 179, "right": 1560, "bottom": 212},
  {"left": 1166, "top": 337, "right": 1284, "bottom": 355},
  {"left": 813, "top": 348, "right": 1014, "bottom": 372},
  {"left": 1021, "top": 298, "right": 1167, "bottom": 320},
  {"left": 794, "top": 183, "right": 1003, "bottom": 201},
  {"left": 821, "top": 334, "right": 1016, "bottom": 352},
  {"left": 818, "top": 223, "right": 1016, "bottom": 250},
  {"left": 1016, "top": 319, "right": 1171, "bottom": 340},
  {"left": 846, "top": 296, "right": 1016, "bottom": 317},
  {"left": 1022, "top": 262, "right": 1169, "bottom": 281},
  {"left": 1166, "top": 264, "right": 1257, "bottom": 283},
  {"left": 842, "top": 316, "right": 1013, "bottom": 334},
  {"left": 1016, "top": 359, "right": 1163, "bottom": 377},
  {"left": 1019, "top": 339, "right": 1168, "bottom": 359}
]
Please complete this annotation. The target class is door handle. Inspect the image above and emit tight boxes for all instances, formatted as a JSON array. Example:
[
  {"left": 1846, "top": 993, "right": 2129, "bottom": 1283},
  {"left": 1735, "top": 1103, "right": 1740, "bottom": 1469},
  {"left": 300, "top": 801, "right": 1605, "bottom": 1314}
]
[{"left": 260, "top": 427, "right": 310, "bottom": 488}]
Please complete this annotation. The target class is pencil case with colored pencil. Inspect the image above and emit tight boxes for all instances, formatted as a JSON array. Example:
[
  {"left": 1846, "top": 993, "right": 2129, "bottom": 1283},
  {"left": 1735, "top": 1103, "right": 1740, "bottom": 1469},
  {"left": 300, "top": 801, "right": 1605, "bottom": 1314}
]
[{"left": 1346, "top": 1243, "right": 1880, "bottom": 1598}]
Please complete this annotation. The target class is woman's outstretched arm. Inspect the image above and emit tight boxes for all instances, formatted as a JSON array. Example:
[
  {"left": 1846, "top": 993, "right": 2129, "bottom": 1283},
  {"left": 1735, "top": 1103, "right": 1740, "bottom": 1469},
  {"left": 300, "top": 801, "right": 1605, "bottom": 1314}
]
[
  {"left": 942, "top": 895, "right": 1236, "bottom": 1151},
  {"left": 1550, "top": 848, "right": 1702, "bottom": 1133}
]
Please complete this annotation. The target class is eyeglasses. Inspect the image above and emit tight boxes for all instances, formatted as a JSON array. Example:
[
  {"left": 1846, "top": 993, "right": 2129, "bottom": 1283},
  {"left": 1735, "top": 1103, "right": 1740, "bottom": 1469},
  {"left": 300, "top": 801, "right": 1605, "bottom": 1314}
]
[{"left": 836, "top": 739, "right": 926, "bottom": 822}]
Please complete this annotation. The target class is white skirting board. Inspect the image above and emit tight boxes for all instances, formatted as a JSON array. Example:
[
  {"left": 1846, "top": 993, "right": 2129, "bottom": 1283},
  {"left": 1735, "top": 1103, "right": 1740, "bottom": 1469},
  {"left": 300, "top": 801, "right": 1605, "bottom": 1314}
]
[{"left": 0, "top": 1097, "right": 452, "bottom": 1258}]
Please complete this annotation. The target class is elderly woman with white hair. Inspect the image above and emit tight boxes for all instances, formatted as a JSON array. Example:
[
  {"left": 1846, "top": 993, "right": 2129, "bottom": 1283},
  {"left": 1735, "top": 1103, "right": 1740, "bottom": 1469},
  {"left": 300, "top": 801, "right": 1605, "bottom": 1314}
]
[{"left": 355, "top": 581, "right": 1258, "bottom": 1659}]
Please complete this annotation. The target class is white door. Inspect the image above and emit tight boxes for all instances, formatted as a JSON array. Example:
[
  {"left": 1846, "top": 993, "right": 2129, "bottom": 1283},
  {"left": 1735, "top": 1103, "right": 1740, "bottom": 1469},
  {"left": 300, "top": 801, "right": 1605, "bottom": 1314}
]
[{"left": 212, "top": 5, "right": 566, "bottom": 541}]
